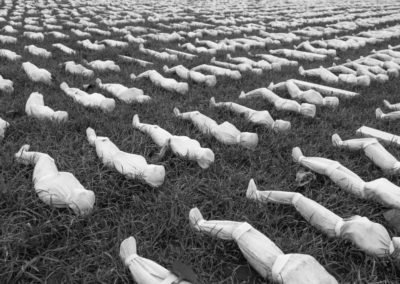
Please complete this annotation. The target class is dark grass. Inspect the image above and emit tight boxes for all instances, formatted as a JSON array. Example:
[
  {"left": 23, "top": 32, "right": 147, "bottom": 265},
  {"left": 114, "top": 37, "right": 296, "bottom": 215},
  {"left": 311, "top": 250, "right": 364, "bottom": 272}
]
[{"left": 2, "top": 2, "right": 400, "bottom": 283}]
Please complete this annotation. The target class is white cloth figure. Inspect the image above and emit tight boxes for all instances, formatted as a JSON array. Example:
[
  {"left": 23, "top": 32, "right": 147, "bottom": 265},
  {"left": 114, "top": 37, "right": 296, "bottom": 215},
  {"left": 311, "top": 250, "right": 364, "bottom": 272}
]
[
  {"left": 269, "top": 49, "right": 327, "bottom": 61},
  {"left": 332, "top": 133, "right": 400, "bottom": 174},
  {"left": 295, "top": 41, "right": 336, "bottom": 57},
  {"left": 239, "top": 88, "right": 316, "bottom": 118},
  {"left": 134, "top": 70, "right": 188, "bottom": 95},
  {"left": 0, "top": 49, "right": 21, "bottom": 61},
  {"left": 292, "top": 147, "right": 400, "bottom": 210},
  {"left": 210, "top": 57, "right": 263, "bottom": 75},
  {"left": 82, "top": 60, "right": 120, "bottom": 72},
  {"left": 24, "top": 44, "right": 52, "bottom": 58},
  {"left": 210, "top": 97, "right": 291, "bottom": 133},
  {"left": 0, "top": 117, "right": 9, "bottom": 140},
  {"left": 189, "top": 207, "right": 337, "bottom": 284},
  {"left": 22, "top": 62, "right": 52, "bottom": 85},
  {"left": 174, "top": 108, "right": 258, "bottom": 150},
  {"left": 14, "top": 145, "right": 95, "bottom": 215},
  {"left": 60, "top": 82, "right": 115, "bottom": 113},
  {"left": 86, "top": 128, "right": 164, "bottom": 187},
  {"left": 138, "top": 44, "right": 178, "bottom": 62},
  {"left": 163, "top": 65, "right": 217, "bottom": 87},
  {"left": 132, "top": 114, "right": 214, "bottom": 169},
  {"left": 275, "top": 80, "right": 339, "bottom": 108},
  {"left": 77, "top": 39, "right": 105, "bottom": 51},
  {"left": 118, "top": 55, "right": 154, "bottom": 67},
  {"left": 25, "top": 92, "right": 68, "bottom": 123},
  {"left": 191, "top": 64, "right": 241, "bottom": 80},
  {"left": 0, "top": 75, "right": 14, "bottom": 94},
  {"left": 356, "top": 126, "right": 400, "bottom": 147},
  {"left": 61, "top": 61, "right": 94, "bottom": 77},
  {"left": 95, "top": 79, "right": 150, "bottom": 103},
  {"left": 299, "top": 66, "right": 339, "bottom": 85},
  {"left": 120, "top": 236, "right": 191, "bottom": 284},
  {"left": 52, "top": 43, "right": 76, "bottom": 55},
  {"left": 376, "top": 107, "right": 400, "bottom": 121},
  {"left": 246, "top": 179, "right": 400, "bottom": 260}
]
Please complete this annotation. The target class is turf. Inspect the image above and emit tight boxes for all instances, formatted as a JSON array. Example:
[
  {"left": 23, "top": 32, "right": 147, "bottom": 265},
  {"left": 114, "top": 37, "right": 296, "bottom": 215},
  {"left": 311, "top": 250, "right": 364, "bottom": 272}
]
[{"left": 2, "top": 2, "right": 400, "bottom": 283}]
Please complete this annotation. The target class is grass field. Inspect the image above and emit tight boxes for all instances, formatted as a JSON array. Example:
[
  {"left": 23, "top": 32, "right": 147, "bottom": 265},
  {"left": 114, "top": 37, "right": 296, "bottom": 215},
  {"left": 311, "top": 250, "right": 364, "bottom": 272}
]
[{"left": 2, "top": 1, "right": 400, "bottom": 283}]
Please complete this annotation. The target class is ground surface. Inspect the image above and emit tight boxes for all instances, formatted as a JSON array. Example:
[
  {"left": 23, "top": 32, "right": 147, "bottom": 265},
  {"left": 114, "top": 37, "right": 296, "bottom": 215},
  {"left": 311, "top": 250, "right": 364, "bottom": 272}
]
[{"left": 2, "top": 0, "right": 400, "bottom": 283}]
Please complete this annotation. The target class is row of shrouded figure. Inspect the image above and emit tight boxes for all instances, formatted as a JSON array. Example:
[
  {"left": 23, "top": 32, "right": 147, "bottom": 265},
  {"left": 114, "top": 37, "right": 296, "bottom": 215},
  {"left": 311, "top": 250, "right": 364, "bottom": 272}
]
[{"left": 11, "top": 122, "right": 400, "bottom": 283}]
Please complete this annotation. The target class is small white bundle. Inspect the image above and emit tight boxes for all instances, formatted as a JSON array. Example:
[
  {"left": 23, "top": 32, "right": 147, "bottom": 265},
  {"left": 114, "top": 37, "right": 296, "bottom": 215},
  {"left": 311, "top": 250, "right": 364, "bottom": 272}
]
[
  {"left": 22, "top": 62, "right": 52, "bottom": 85},
  {"left": 0, "top": 49, "right": 21, "bottom": 61},
  {"left": 77, "top": 39, "right": 105, "bottom": 51},
  {"left": 61, "top": 61, "right": 94, "bottom": 77},
  {"left": 120, "top": 236, "right": 190, "bottom": 284},
  {"left": 1, "top": 25, "right": 18, "bottom": 33},
  {"left": 24, "top": 44, "right": 52, "bottom": 58},
  {"left": 60, "top": 82, "right": 115, "bottom": 113},
  {"left": 52, "top": 43, "right": 76, "bottom": 55},
  {"left": 23, "top": 31, "right": 44, "bottom": 41},
  {"left": 25, "top": 92, "right": 68, "bottom": 123},
  {"left": 0, "top": 117, "right": 9, "bottom": 140},
  {"left": 0, "top": 35, "right": 17, "bottom": 44},
  {"left": 83, "top": 59, "right": 120, "bottom": 72}
]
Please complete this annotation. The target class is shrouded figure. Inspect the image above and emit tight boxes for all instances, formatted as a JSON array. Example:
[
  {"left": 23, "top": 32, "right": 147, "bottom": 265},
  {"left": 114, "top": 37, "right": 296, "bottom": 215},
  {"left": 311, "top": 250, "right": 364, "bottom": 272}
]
[
  {"left": 271, "top": 80, "right": 339, "bottom": 108},
  {"left": 82, "top": 59, "right": 120, "bottom": 72},
  {"left": 0, "top": 117, "right": 9, "bottom": 140},
  {"left": 191, "top": 64, "right": 241, "bottom": 80},
  {"left": 292, "top": 147, "right": 400, "bottom": 210},
  {"left": 60, "top": 82, "right": 115, "bottom": 113},
  {"left": 299, "top": 66, "right": 339, "bottom": 85},
  {"left": 239, "top": 88, "right": 316, "bottom": 118},
  {"left": 332, "top": 133, "right": 400, "bottom": 174},
  {"left": 22, "top": 62, "right": 52, "bottom": 85},
  {"left": 96, "top": 78, "right": 150, "bottom": 103},
  {"left": 189, "top": 207, "right": 338, "bottom": 284},
  {"left": 14, "top": 145, "right": 95, "bottom": 215},
  {"left": 86, "top": 128, "right": 165, "bottom": 187},
  {"left": 25, "top": 92, "right": 68, "bottom": 122},
  {"left": 163, "top": 65, "right": 217, "bottom": 87},
  {"left": 0, "top": 49, "right": 21, "bottom": 61},
  {"left": 134, "top": 70, "right": 188, "bottom": 95},
  {"left": 132, "top": 114, "right": 214, "bottom": 169},
  {"left": 246, "top": 179, "right": 400, "bottom": 260},
  {"left": 52, "top": 43, "right": 76, "bottom": 55},
  {"left": 61, "top": 61, "right": 93, "bottom": 77},
  {"left": 0, "top": 75, "right": 14, "bottom": 94},
  {"left": 210, "top": 97, "right": 291, "bottom": 132},
  {"left": 174, "top": 107, "right": 258, "bottom": 150},
  {"left": 120, "top": 236, "right": 191, "bottom": 284}
]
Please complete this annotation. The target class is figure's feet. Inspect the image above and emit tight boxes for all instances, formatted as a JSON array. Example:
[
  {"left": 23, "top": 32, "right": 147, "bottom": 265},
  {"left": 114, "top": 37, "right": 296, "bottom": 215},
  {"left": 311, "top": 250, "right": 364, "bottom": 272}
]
[
  {"left": 331, "top": 133, "right": 342, "bottom": 147},
  {"left": 383, "top": 99, "right": 391, "bottom": 109},
  {"left": 292, "top": 147, "right": 304, "bottom": 163},
  {"left": 132, "top": 114, "right": 140, "bottom": 128},
  {"left": 246, "top": 179, "right": 259, "bottom": 200},
  {"left": 173, "top": 107, "right": 181, "bottom": 117},
  {"left": 189, "top": 207, "right": 204, "bottom": 230},
  {"left": 209, "top": 97, "right": 216, "bottom": 108},
  {"left": 15, "top": 144, "right": 31, "bottom": 165},
  {"left": 95, "top": 78, "right": 102, "bottom": 86},
  {"left": 162, "top": 65, "right": 169, "bottom": 73},
  {"left": 238, "top": 91, "right": 246, "bottom": 99},
  {"left": 376, "top": 108, "right": 384, "bottom": 120},
  {"left": 298, "top": 66, "right": 305, "bottom": 76}
]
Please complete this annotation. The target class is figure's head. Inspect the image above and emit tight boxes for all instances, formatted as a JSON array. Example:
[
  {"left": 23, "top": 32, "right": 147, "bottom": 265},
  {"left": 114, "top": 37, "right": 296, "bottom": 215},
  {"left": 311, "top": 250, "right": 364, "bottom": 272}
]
[
  {"left": 100, "top": 98, "right": 115, "bottom": 113},
  {"left": 195, "top": 148, "right": 215, "bottom": 169},
  {"left": 69, "top": 190, "right": 95, "bottom": 216},
  {"left": 300, "top": 103, "right": 316, "bottom": 118},
  {"left": 143, "top": 165, "right": 165, "bottom": 187},
  {"left": 339, "top": 216, "right": 391, "bottom": 257},
  {"left": 271, "top": 254, "right": 338, "bottom": 284},
  {"left": 205, "top": 76, "right": 217, "bottom": 87},
  {"left": 273, "top": 120, "right": 291, "bottom": 133},
  {"left": 323, "top": 97, "right": 339, "bottom": 108},
  {"left": 239, "top": 132, "right": 258, "bottom": 150}
]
